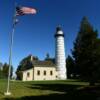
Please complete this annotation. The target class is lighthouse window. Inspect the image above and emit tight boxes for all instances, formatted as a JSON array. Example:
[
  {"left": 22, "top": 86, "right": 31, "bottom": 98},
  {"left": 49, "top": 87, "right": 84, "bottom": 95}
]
[
  {"left": 50, "top": 71, "right": 53, "bottom": 75},
  {"left": 44, "top": 70, "right": 46, "bottom": 75}
]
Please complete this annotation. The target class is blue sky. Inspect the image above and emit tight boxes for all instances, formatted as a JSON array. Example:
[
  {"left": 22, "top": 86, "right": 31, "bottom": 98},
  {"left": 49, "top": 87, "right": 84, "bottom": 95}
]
[{"left": 0, "top": 0, "right": 100, "bottom": 72}]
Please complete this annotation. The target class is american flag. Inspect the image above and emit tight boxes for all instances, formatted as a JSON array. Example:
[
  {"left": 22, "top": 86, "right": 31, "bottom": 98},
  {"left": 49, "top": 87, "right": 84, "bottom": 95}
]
[{"left": 16, "top": 6, "right": 37, "bottom": 16}]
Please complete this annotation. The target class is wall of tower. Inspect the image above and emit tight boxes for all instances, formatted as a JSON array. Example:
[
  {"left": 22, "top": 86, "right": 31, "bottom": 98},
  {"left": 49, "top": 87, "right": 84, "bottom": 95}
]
[{"left": 55, "top": 34, "right": 67, "bottom": 79}]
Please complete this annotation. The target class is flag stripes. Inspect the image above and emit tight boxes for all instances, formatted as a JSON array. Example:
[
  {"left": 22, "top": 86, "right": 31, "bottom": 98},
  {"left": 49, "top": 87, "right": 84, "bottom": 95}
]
[{"left": 16, "top": 6, "right": 37, "bottom": 16}]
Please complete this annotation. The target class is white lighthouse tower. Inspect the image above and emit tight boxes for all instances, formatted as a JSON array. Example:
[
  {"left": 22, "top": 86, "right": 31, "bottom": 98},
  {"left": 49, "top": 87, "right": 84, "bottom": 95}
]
[{"left": 55, "top": 26, "right": 67, "bottom": 80}]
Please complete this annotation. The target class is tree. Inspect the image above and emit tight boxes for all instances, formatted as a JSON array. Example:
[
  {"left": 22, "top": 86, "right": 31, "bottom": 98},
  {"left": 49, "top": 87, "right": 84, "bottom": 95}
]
[
  {"left": 2, "top": 63, "right": 13, "bottom": 78},
  {"left": 0, "top": 62, "right": 3, "bottom": 70},
  {"left": 46, "top": 53, "right": 50, "bottom": 59},
  {"left": 72, "top": 16, "right": 100, "bottom": 85},
  {"left": 66, "top": 55, "right": 75, "bottom": 79},
  {"left": 0, "top": 62, "right": 4, "bottom": 79},
  {"left": 0, "top": 63, "right": 3, "bottom": 79}
]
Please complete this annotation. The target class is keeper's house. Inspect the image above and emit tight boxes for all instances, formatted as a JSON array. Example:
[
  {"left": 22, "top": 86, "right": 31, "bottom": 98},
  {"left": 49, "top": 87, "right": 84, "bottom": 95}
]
[{"left": 21, "top": 56, "right": 58, "bottom": 81}]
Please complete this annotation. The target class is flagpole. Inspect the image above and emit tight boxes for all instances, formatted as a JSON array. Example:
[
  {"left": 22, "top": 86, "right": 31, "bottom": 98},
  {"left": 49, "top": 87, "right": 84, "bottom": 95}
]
[{"left": 4, "top": 3, "right": 16, "bottom": 96}]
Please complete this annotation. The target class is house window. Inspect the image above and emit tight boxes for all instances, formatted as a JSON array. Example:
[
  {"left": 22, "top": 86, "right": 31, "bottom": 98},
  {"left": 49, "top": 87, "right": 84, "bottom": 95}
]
[
  {"left": 56, "top": 75, "right": 58, "bottom": 78},
  {"left": 50, "top": 71, "right": 53, "bottom": 75},
  {"left": 44, "top": 70, "right": 46, "bottom": 75},
  {"left": 27, "top": 72, "right": 30, "bottom": 77},
  {"left": 37, "top": 70, "right": 40, "bottom": 75}
]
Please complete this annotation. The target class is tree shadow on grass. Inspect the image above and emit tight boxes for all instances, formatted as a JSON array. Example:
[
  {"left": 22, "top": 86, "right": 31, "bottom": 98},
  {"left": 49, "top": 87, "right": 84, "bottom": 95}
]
[
  {"left": 28, "top": 83, "right": 79, "bottom": 92},
  {"left": 4, "top": 84, "right": 100, "bottom": 100}
]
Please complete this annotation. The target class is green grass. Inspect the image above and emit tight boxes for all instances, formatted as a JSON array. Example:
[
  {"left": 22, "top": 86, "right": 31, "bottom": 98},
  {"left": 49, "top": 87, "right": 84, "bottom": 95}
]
[{"left": 0, "top": 79, "right": 100, "bottom": 100}]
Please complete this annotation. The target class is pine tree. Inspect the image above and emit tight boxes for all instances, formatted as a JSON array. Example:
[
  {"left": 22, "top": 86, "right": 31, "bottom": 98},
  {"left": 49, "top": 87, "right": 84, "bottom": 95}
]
[
  {"left": 72, "top": 17, "right": 100, "bottom": 85},
  {"left": 2, "top": 63, "right": 13, "bottom": 78},
  {"left": 66, "top": 55, "right": 75, "bottom": 79}
]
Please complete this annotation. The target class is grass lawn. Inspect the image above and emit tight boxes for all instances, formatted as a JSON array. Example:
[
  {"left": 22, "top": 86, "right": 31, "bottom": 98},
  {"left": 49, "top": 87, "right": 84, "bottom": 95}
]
[{"left": 0, "top": 79, "right": 100, "bottom": 100}]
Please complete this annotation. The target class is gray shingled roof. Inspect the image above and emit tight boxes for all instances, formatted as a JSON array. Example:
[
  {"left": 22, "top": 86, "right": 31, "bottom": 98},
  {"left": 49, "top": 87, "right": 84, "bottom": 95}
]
[{"left": 32, "top": 60, "right": 56, "bottom": 67}]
